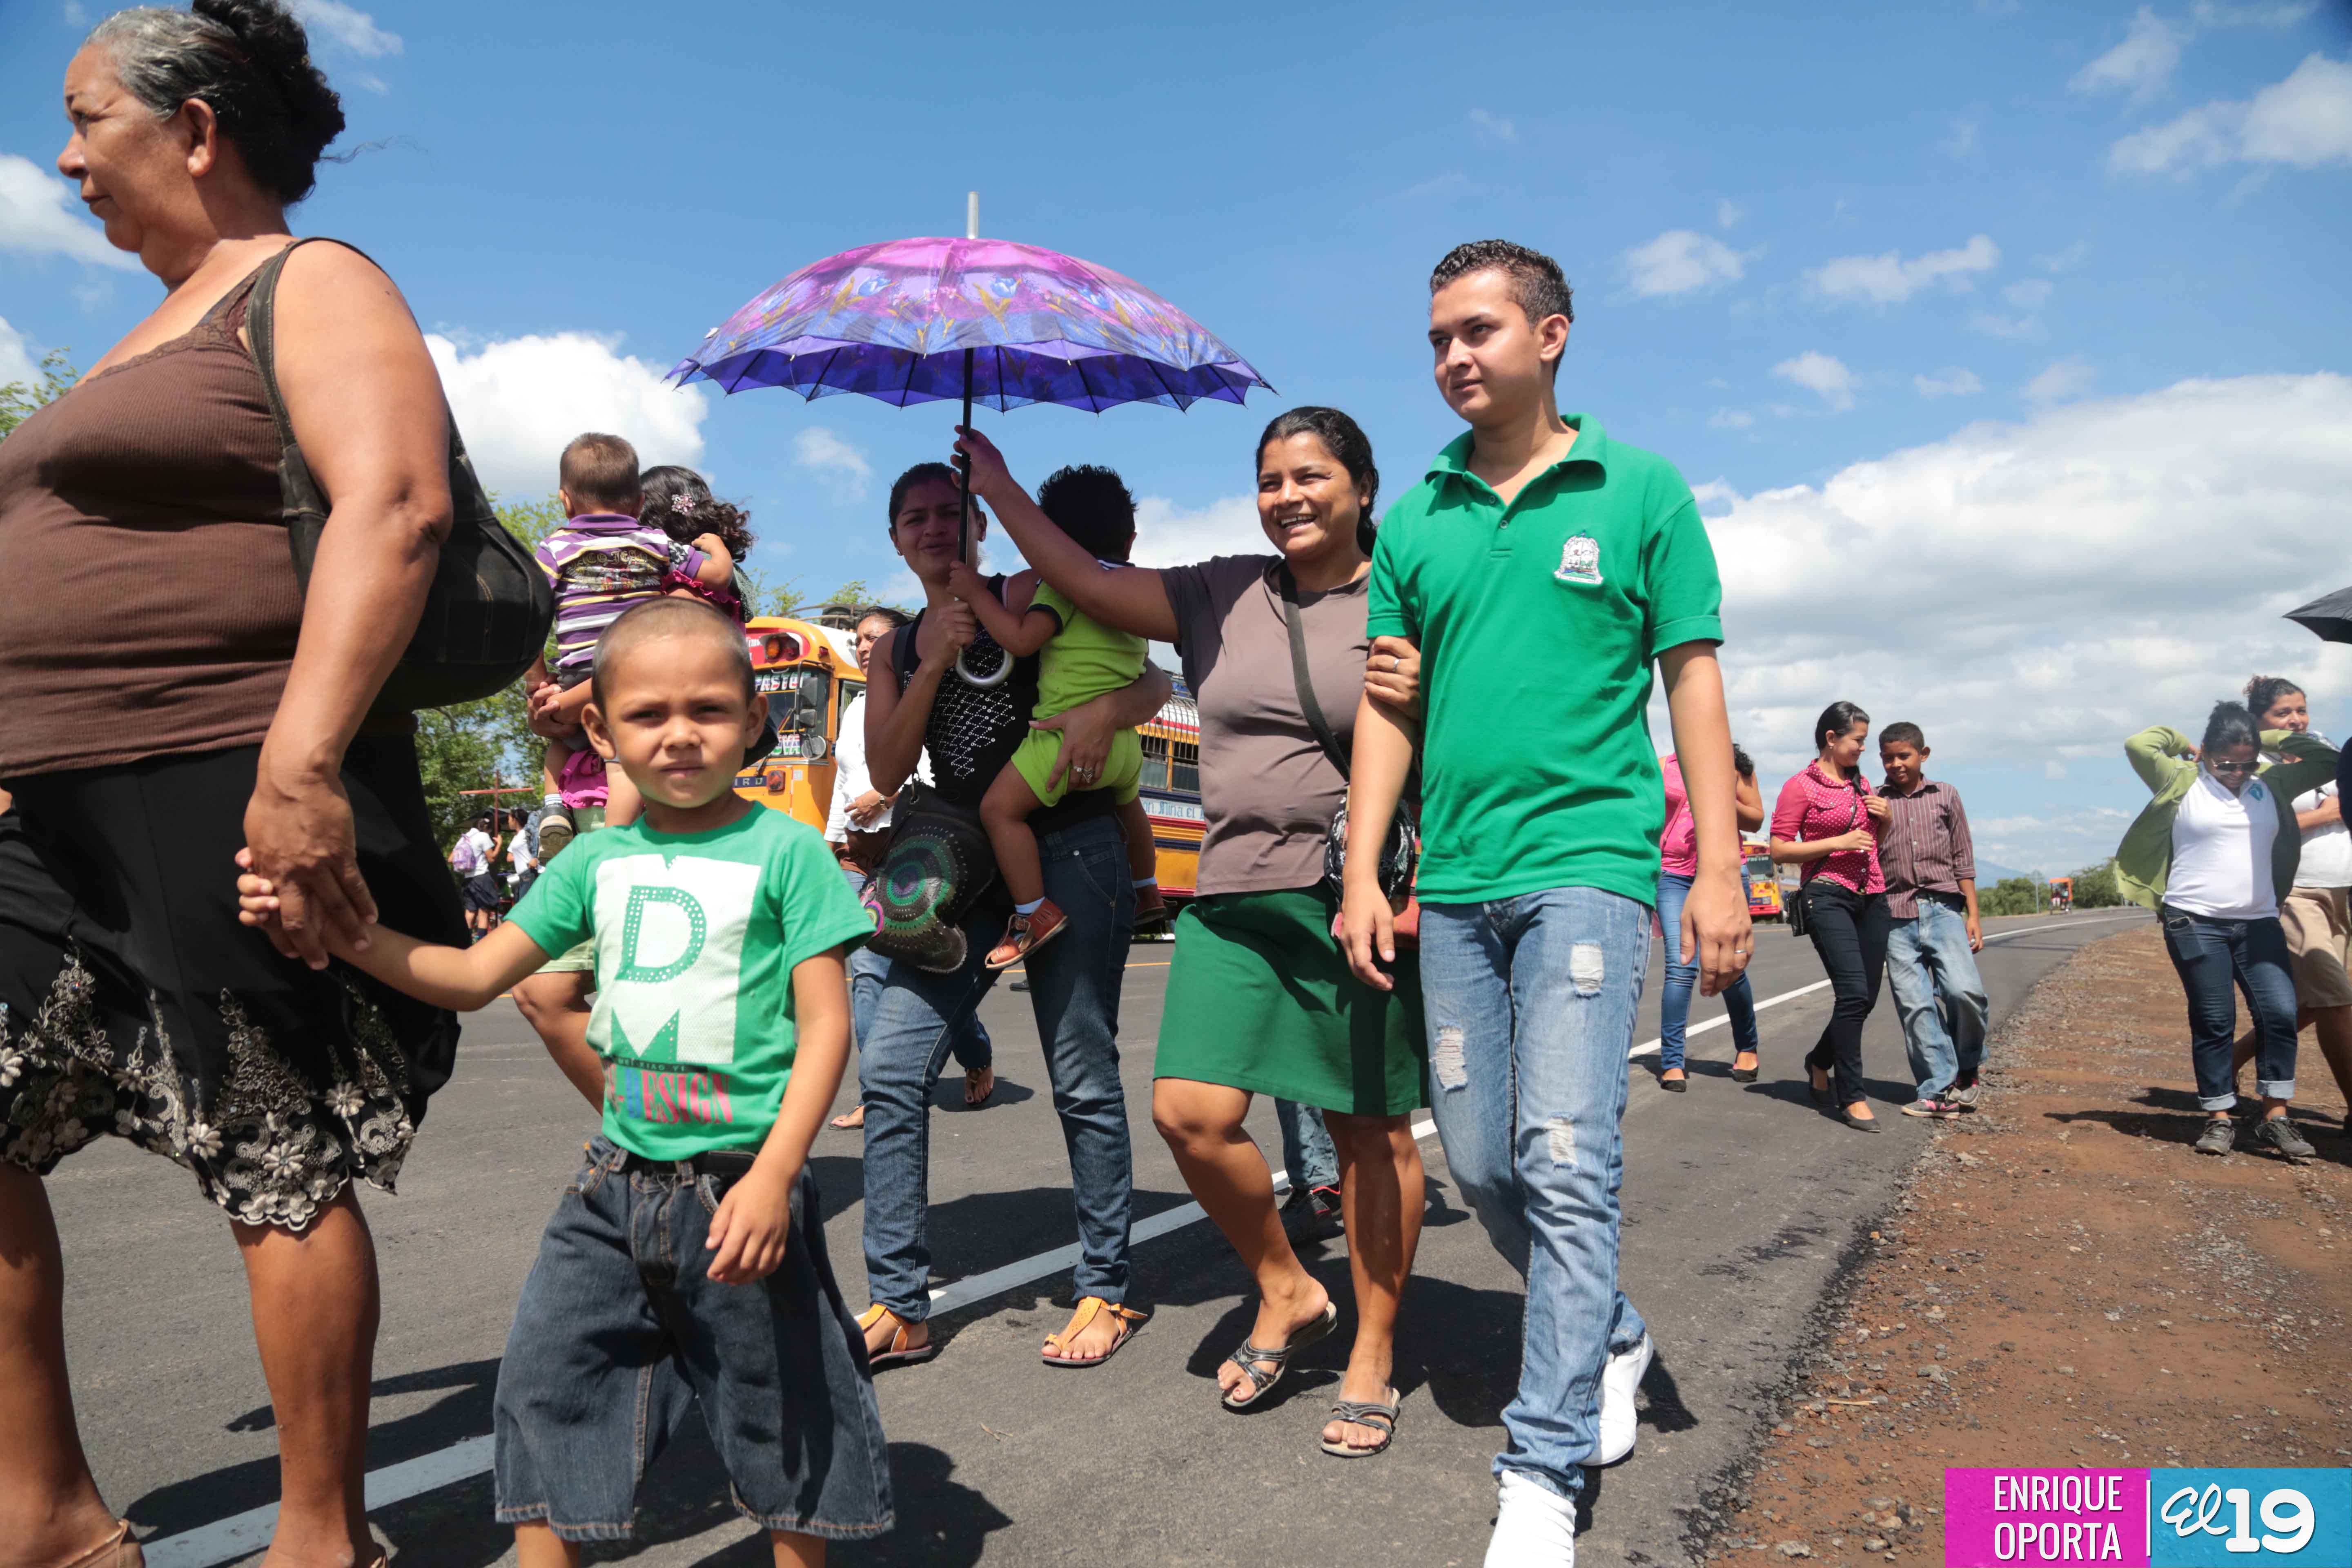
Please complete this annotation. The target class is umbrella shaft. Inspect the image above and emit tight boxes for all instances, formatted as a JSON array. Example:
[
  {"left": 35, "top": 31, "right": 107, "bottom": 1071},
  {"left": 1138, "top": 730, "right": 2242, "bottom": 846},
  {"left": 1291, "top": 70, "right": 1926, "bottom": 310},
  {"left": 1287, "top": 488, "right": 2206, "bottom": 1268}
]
[{"left": 957, "top": 347, "right": 976, "bottom": 564}]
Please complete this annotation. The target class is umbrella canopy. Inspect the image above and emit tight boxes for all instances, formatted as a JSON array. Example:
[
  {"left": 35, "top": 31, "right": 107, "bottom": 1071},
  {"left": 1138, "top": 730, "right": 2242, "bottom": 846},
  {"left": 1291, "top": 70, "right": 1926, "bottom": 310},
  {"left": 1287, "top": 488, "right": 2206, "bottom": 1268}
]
[
  {"left": 2286, "top": 584, "right": 2352, "bottom": 645},
  {"left": 669, "top": 236, "right": 1273, "bottom": 413}
]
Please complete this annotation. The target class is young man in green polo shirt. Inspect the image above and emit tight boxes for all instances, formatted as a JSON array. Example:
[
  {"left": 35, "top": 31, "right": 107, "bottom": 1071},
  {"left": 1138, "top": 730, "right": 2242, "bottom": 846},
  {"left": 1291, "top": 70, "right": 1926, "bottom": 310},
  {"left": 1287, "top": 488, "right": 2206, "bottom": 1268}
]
[{"left": 1341, "top": 240, "right": 1751, "bottom": 1566}]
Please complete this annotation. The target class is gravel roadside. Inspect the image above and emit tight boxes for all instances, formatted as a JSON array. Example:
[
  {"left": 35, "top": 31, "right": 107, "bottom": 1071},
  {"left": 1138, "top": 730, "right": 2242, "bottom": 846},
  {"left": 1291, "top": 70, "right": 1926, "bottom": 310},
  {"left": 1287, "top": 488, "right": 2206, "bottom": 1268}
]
[{"left": 1697, "top": 926, "right": 2352, "bottom": 1564}]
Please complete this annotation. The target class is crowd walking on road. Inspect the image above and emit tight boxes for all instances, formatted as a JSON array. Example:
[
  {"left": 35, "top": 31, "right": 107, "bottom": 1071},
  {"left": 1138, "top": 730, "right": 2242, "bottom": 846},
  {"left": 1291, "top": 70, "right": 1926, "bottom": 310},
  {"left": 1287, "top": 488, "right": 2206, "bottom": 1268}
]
[{"left": 5, "top": 5, "right": 2334, "bottom": 1567}]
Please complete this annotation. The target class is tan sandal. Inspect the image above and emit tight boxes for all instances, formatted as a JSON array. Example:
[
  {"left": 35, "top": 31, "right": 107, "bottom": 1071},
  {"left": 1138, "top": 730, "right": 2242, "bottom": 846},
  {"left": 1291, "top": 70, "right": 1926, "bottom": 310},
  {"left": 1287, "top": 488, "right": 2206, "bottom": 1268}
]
[
  {"left": 1040, "top": 1296, "right": 1147, "bottom": 1367},
  {"left": 56, "top": 1522, "right": 143, "bottom": 1568},
  {"left": 855, "top": 1303, "right": 938, "bottom": 1369}
]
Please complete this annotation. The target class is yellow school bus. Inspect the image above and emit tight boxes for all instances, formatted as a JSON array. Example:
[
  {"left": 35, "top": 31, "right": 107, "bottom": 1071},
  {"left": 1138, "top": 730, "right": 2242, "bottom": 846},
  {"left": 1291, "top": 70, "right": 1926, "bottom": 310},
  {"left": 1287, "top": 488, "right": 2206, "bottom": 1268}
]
[{"left": 732, "top": 615, "right": 1206, "bottom": 905}]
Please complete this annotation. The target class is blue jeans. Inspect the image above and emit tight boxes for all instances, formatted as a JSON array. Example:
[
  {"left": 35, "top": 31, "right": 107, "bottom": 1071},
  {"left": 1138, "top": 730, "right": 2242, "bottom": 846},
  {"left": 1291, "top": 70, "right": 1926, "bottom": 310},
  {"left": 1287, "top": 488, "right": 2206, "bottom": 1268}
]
[
  {"left": 1275, "top": 1098, "right": 1338, "bottom": 1191},
  {"left": 2159, "top": 905, "right": 2299, "bottom": 1110},
  {"left": 1419, "top": 886, "right": 1653, "bottom": 1499},
  {"left": 1885, "top": 893, "right": 1989, "bottom": 1100},
  {"left": 842, "top": 863, "right": 989, "bottom": 1074},
  {"left": 859, "top": 815, "right": 1136, "bottom": 1320},
  {"left": 1656, "top": 871, "right": 1760, "bottom": 1072},
  {"left": 492, "top": 1140, "right": 891, "bottom": 1542}
]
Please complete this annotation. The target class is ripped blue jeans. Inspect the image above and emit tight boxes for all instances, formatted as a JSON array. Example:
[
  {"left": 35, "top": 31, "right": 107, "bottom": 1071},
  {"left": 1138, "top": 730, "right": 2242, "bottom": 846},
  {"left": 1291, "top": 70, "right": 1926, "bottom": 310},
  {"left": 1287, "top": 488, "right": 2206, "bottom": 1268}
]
[{"left": 1418, "top": 886, "right": 1652, "bottom": 1500}]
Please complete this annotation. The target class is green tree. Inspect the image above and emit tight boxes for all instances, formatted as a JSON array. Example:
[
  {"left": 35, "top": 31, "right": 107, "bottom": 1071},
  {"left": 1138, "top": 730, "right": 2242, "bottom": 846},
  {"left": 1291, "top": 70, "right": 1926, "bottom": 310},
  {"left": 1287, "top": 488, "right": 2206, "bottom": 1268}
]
[
  {"left": 2067, "top": 859, "right": 2125, "bottom": 909},
  {"left": 1978, "top": 876, "right": 2043, "bottom": 918},
  {"left": 0, "top": 349, "right": 78, "bottom": 439}
]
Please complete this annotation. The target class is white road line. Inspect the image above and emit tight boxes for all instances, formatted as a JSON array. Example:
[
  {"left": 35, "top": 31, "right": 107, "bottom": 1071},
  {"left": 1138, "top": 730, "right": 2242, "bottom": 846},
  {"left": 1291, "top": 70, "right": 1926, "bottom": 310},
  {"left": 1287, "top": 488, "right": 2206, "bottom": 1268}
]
[
  {"left": 138, "top": 911, "right": 2140, "bottom": 1566},
  {"left": 1623, "top": 911, "right": 2143, "bottom": 1058}
]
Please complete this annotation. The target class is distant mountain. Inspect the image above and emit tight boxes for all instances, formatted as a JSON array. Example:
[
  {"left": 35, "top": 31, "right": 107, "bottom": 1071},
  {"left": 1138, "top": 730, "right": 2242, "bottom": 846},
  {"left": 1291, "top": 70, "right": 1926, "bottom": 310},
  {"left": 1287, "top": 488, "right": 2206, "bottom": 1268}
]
[{"left": 1976, "top": 860, "right": 2035, "bottom": 884}]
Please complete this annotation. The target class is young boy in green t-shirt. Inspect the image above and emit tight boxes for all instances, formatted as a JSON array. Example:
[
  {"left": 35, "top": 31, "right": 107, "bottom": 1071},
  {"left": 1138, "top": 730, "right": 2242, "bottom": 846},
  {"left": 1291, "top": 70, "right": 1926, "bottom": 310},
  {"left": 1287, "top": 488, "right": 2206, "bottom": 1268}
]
[
  {"left": 238, "top": 597, "right": 888, "bottom": 1565},
  {"left": 947, "top": 463, "right": 1165, "bottom": 967}
]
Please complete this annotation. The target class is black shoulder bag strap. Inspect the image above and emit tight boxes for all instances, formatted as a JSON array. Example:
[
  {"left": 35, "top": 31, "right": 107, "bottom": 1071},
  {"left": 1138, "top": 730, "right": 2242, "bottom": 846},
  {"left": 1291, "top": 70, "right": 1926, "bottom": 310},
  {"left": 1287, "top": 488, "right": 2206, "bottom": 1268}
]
[{"left": 1278, "top": 566, "right": 1350, "bottom": 779}]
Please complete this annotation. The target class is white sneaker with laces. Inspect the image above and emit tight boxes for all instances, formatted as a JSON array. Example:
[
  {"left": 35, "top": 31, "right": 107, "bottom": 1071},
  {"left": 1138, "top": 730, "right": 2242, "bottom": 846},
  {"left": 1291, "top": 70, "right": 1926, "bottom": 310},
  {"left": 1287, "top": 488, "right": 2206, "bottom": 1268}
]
[
  {"left": 1594, "top": 1333, "right": 1653, "bottom": 1466},
  {"left": 1486, "top": 1471, "right": 1577, "bottom": 1566}
]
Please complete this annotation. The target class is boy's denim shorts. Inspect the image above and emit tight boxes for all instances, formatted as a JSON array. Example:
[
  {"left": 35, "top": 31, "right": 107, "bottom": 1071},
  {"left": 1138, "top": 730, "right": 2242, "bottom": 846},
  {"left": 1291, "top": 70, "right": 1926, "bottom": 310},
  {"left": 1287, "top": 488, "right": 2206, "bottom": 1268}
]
[{"left": 492, "top": 1138, "right": 893, "bottom": 1543}]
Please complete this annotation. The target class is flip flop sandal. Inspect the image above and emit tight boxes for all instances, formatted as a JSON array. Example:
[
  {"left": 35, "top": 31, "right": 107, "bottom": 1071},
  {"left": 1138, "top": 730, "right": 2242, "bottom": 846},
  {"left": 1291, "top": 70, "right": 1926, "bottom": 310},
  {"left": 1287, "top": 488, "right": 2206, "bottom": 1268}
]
[
  {"left": 965, "top": 1069, "right": 996, "bottom": 1108},
  {"left": 1321, "top": 1389, "right": 1402, "bottom": 1457},
  {"left": 1041, "top": 1296, "right": 1148, "bottom": 1367},
  {"left": 1221, "top": 1299, "right": 1339, "bottom": 1410},
  {"left": 856, "top": 1304, "right": 939, "bottom": 1370},
  {"left": 55, "top": 1522, "right": 143, "bottom": 1568}
]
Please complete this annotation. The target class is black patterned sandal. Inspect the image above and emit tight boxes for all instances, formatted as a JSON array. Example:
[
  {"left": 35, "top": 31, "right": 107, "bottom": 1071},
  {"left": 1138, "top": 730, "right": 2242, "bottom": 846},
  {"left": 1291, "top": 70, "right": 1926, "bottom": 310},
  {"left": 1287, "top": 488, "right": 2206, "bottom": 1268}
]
[
  {"left": 1321, "top": 1388, "right": 1402, "bottom": 1457},
  {"left": 1220, "top": 1299, "right": 1338, "bottom": 1410}
]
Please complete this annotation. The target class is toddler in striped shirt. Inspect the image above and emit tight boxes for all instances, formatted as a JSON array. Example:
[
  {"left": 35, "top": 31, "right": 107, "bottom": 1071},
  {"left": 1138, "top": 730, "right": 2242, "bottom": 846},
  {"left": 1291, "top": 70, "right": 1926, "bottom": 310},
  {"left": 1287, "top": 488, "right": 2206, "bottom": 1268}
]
[{"left": 530, "top": 433, "right": 734, "bottom": 856}]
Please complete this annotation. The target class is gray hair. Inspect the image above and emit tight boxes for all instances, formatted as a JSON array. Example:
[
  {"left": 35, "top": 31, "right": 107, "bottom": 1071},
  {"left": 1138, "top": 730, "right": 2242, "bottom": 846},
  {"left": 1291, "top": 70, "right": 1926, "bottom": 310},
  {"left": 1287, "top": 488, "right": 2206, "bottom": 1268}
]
[{"left": 87, "top": 1, "right": 344, "bottom": 205}]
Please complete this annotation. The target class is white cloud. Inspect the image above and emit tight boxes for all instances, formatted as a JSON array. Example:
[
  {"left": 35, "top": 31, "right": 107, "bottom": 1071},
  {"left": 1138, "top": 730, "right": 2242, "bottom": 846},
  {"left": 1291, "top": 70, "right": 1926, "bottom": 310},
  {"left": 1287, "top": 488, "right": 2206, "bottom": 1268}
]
[
  {"left": 1913, "top": 367, "right": 1984, "bottom": 399},
  {"left": 1403, "top": 171, "right": 1468, "bottom": 200},
  {"left": 1697, "top": 374, "right": 2352, "bottom": 863},
  {"left": 290, "top": 0, "right": 402, "bottom": 58},
  {"left": 2190, "top": 0, "right": 2316, "bottom": 24},
  {"left": 1622, "top": 230, "right": 1746, "bottom": 298},
  {"left": 1127, "top": 494, "right": 1267, "bottom": 570},
  {"left": 2040, "top": 241, "right": 2090, "bottom": 271},
  {"left": 1972, "top": 311, "right": 2046, "bottom": 341},
  {"left": 0, "top": 154, "right": 140, "bottom": 272},
  {"left": 1772, "top": 351, "right": 1856, "bottom": 411},
  {"left": 1708, "top": 408, "right": 1758, "bottom": 431},
  {"left": 2004, "top": 278, "right": 2054, "bottom": 308},
  {"left": 62, "top": 1, "right": 89, "bottom": 23},
  {"left": 2024, "top": 356, "right": 2099, "bottom": 403},
  {"left": 1807, "top": 234, "right": 1999, "bottom": 305},
  {"left": 0, "top": 318, "right": 41, "bottom": 389},
  {"left": 424, "top": 331, "right": 708, "bottom": 497},
  {"left": 1715, "top": 198, "right": 1747, "bottom": 230},
  {"left": 2110, "top": 53, "right": 2352, "bottom": 175},
  {"left": 792, "top": 427, "right": 871, "bottom": 499},
  {"left": 2072, "top": 7, "right": 2188, "bottom": 100},
  {"left": 1943, "top": 119, "right": 1980, "bottom": 157},
  {"left": 1469, "top": 108, "right": 1517, "bottom": 144}
]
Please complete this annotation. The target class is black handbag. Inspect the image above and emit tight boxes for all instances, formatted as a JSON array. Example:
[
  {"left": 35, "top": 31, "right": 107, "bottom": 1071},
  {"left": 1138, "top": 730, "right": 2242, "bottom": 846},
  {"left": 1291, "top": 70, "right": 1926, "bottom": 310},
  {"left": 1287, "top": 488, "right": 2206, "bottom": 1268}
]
[
  {"left": 1278, "top": 568, "right": 1418, "bottom": 905},
  {"left": 246, "top": 239, "right": 554, "bottom": 712},
  {"left": 861, "top": 781, "right": 998, "bottom": 974}
]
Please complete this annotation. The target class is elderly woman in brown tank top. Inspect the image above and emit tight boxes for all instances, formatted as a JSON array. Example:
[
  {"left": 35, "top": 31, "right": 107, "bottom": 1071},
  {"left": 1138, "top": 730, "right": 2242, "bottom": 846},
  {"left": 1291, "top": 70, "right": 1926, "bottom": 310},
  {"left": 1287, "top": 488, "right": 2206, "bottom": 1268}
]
[{"left": 0, "top": 6, "right": 468, "bottom": 1566}]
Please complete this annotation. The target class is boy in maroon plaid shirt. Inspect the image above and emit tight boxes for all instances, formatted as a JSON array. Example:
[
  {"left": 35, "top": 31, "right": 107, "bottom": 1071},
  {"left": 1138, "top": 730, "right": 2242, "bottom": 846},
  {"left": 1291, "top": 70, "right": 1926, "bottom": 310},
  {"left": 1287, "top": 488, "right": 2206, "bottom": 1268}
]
[{"left": 1878, "top": 723, "right": 1990, "bottom": 1118}]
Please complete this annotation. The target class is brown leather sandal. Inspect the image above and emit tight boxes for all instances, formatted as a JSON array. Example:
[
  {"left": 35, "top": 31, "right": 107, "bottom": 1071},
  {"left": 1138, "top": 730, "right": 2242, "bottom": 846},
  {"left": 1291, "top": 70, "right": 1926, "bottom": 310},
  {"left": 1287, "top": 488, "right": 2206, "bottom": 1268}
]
[{"left": 1040, "top": 1296, "right": 1147, "bottom": 1367}]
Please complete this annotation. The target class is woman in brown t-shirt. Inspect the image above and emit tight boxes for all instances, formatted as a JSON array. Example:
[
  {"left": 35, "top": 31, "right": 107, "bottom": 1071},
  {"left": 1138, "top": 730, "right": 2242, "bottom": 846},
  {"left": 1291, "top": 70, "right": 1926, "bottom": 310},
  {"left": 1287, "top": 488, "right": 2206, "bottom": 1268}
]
[
  {"left": 0, "top": 7, "right": 465, "bottom": 1564},
  {"left": 958, "top": 410, "right": 1429, "bottom": 1461}
]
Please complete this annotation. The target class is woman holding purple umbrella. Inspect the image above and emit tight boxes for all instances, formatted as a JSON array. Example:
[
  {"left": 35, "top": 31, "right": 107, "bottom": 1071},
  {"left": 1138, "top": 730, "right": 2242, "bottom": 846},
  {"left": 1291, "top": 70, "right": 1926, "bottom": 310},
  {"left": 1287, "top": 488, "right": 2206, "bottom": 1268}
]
[{"left": 958, "top": 410, "right": 1429, "bottom": 1460}]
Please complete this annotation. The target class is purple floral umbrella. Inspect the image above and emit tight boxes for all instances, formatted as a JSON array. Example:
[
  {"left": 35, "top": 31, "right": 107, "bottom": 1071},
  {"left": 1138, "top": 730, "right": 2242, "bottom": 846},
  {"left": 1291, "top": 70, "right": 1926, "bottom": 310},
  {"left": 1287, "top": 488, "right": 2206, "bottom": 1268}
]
[
  {"left": 670, "top": 223, "right": 1272, "bottom": 683},
  {"left": 669, "top": 233, "right": 1274, "bottom": 416}
]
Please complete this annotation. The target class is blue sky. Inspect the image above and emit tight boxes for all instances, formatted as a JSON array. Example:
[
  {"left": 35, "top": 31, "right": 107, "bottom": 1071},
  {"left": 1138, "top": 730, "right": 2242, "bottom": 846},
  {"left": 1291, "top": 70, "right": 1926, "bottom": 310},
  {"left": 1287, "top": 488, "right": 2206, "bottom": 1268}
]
[{"left": 5, "top": 0, "right": 2350, "bottom": 875}]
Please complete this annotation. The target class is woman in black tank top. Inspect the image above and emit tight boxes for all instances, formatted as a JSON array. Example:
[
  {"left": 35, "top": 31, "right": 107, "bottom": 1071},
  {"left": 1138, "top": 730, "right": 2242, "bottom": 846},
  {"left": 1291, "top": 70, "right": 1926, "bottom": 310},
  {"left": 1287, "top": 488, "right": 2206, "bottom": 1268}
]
[{"left": 851, "top": 463, "right": 1169, "bottom": 1372}]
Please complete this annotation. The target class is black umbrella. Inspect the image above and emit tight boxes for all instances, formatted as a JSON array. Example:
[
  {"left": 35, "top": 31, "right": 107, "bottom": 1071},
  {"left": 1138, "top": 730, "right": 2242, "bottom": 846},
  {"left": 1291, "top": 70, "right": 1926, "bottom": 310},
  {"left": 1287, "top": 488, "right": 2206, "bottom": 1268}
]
[{"left": 2286, "top": 585, "right": 2352, "bottom": 644}]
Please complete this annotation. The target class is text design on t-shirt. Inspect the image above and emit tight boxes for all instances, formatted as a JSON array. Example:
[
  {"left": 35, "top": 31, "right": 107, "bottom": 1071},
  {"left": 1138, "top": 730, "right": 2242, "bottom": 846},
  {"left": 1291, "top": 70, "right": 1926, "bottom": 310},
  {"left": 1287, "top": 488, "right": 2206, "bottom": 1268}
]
[{"left": 589, "top": 854, "right": 760, "bottom": 1127}]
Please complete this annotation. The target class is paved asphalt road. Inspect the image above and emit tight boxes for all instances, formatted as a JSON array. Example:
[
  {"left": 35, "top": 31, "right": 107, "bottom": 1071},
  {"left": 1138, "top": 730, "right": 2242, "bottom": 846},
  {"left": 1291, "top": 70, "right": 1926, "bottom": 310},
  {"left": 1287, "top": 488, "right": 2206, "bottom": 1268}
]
[{"left": 49, "top": 906, "right": 2146, "bottom": 1567}]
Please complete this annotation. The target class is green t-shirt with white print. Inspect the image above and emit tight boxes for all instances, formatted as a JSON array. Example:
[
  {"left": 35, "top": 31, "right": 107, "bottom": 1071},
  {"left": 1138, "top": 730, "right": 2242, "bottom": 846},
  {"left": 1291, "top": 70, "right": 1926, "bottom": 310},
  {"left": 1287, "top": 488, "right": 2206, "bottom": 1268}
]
[{"left": 508, "top": 808, "right": 871, "bottom": 1161}]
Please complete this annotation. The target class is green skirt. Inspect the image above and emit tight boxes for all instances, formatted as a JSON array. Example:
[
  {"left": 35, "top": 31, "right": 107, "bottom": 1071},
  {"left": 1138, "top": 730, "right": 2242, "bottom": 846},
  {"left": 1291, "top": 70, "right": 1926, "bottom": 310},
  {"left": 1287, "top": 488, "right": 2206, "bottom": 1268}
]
[{"left": 1155, "top": 887, "right": 1426, "bottom": 1117}]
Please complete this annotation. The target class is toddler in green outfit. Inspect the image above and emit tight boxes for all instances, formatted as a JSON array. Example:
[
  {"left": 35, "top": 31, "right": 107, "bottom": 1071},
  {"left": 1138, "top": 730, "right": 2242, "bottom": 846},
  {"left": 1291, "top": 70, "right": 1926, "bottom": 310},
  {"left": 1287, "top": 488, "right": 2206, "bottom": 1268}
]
[{"left": 946, "top": 465, "right": 1164, "bottom": 967}]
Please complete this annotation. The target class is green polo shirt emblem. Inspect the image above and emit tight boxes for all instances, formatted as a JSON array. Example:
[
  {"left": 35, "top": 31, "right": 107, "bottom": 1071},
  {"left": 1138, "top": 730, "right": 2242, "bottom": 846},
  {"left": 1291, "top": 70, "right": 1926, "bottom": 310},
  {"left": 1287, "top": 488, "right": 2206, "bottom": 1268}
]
[{"left": 1556, "top": 532, "right": 1603, "bottom": 586}]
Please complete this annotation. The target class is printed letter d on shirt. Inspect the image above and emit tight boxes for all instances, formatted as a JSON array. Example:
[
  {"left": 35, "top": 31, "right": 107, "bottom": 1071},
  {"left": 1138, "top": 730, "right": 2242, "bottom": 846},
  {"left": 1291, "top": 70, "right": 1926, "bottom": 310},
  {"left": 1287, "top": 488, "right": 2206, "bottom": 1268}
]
[{"left": 591, "top": 855, "right": 760, "bottom": 1067}]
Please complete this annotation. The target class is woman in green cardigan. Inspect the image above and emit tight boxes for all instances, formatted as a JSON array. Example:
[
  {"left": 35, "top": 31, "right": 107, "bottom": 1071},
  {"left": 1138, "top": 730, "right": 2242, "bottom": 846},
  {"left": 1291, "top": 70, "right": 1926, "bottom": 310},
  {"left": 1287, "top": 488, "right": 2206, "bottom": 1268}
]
[{"left": 2116, "top": 703, "right": 2334, "bottom": 1160}]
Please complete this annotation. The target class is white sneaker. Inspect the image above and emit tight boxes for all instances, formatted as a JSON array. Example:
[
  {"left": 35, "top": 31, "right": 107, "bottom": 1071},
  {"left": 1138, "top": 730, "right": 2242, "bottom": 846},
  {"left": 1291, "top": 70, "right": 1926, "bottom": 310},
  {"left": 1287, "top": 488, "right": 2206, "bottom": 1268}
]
[
  {"left": 1594, "top": 1333, "right": 1653, "bottom": 1466},
  {"left": 1487, "top": 1471, "right": 1577, "bottom": 1566}
]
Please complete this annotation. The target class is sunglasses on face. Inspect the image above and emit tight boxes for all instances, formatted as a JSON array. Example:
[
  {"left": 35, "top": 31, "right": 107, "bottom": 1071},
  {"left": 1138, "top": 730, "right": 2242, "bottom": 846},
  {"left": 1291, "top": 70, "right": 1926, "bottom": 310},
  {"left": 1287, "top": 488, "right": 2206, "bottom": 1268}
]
[{"left": 2207, "top": 759, "right": 2258, "bottom": 776}]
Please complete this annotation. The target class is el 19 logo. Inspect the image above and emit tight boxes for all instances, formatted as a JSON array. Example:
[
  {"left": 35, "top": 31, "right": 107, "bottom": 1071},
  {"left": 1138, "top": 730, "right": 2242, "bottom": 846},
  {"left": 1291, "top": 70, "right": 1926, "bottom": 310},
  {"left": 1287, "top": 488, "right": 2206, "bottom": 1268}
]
[{"left": 2150, "top": 1469, "right": 2352, "bottom": 1567}]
